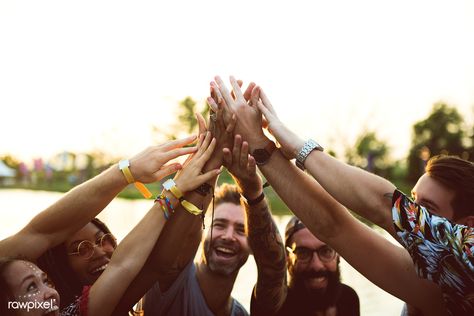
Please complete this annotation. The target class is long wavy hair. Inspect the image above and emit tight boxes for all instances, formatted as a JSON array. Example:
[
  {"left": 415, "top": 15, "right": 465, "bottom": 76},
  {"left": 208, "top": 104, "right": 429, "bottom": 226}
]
[{"left": 37, "top": 218, "right": 112, "bottom": 309}]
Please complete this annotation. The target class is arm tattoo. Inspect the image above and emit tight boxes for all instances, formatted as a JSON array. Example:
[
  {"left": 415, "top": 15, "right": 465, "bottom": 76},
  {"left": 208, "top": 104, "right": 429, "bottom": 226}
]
[{"left": 246, "top": 202, "right": 287, "bottom": 313}]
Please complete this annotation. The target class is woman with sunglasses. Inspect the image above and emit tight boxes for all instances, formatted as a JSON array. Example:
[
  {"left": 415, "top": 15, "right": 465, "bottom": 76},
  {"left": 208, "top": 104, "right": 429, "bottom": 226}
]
[{"left": 0, "top": 133, "right": 219, "bottom": 315}]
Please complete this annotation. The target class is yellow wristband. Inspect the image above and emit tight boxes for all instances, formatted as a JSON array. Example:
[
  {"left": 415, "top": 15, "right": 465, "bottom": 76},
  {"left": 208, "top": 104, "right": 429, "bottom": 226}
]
[
  {"left": 181, "top": 200, "right": 203, "bottom": 215},
  {"left": 163, "top": 179, "right": 202, "bottom": 215},
  {"left": 119, "top": 160, "right": 135, "bottom": 184},
  {"left": 119, "top": 159, "right": 152, "bottom": 199},
  {"left": 169, "top": 185, "right": 183, "bottom": 200}
]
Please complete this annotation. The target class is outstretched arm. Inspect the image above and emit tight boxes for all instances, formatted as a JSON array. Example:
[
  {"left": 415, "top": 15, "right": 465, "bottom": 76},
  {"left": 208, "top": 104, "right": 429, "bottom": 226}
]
[
  {"left": 111, "top": 100, "right": 241, "bottom": 314},
  {"left": 88, "top": 132, "right": 218, "bottom": 316},
  {"left": 222, "top": 134, "right": 287, "bottom": 315},
  {"left": 258, "top": 149, "right": 445, "bottom": 315},
  {"left": 0, "top": 136, "right": 198, "bottom": 260},
  {"left": 256, "top": 87, "right": 396, "bottom": 234},
  {"left": 214, "top": 76, "right": 447, "bottom": 315}
]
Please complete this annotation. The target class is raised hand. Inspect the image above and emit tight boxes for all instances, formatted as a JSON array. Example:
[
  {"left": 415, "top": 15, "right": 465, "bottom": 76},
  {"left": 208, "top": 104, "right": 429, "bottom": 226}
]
[
  {"left": 223, "top": 134, "right": 263, "bottom": 199},
  {"left": 213, "top": 76, "right": 269, "bottom": 151},
  {"left": 174, "top": 132, "right": 221, "bottom": 193},
  {"left": 128, "top": 135, "right": 198, "bottom": 183},
  {"left": 256, "top": 88, "right": 304, "bottom": 159},
  {"left": 207, "top": 93, "right": 237, "bottom": 153}
]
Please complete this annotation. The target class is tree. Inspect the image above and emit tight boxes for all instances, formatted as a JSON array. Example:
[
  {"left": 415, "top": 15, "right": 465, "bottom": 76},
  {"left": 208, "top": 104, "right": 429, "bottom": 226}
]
[
  {"left": 153, "top": 97, "right": 210, "bottom": 141},
  {"left": 407, "top": 102, "right": 468, "bottom": 183},
  {"left": 345, "top": 130, "right": 392, "bottom": 177}
]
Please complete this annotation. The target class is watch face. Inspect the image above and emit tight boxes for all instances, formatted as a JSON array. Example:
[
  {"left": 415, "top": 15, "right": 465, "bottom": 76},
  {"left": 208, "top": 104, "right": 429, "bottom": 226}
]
[{"left": 253, "top": 149, "right": 270, "bottom": 165}]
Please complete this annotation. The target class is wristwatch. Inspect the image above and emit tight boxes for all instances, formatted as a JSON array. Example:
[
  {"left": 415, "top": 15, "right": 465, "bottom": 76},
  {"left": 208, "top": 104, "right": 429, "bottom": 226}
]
[
  {"left": 296, "top": 139, "right": 323, "bottom": 170},
  {"left": 252, "top": 141, "right": 277, "bottom": 166}
]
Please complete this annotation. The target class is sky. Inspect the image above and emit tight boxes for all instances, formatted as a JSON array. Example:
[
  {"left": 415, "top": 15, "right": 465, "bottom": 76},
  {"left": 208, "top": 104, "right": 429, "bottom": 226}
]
[{"left": 1, "top": 0, "right": 474, "bottom": 164}]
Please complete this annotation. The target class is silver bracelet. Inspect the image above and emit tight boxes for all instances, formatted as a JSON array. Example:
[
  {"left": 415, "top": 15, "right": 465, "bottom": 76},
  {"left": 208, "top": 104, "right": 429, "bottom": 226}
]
[{"left": 295, "top": 139, "right": 324, "bottom": 170}]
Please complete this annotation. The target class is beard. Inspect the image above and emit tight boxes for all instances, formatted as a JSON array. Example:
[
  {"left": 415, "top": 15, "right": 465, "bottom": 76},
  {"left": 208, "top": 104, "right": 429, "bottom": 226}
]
[
  {"left": 202, "top": 238, "right": 249, "bottom": 276},
  {"left": 288, "top": 265, "right": 342, "bottom": 310}
]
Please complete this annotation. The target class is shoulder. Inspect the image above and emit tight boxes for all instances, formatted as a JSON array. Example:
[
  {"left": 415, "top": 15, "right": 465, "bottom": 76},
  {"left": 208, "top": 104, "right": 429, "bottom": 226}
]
[
  {"left": 336, "top": 283, "right": 360, "bottom": 316},
  {"left": 60, "top": 286, "right": 91, "bottom": 316},
  {"left": 231, "top": 298, "right": 249, "bottom": 316}
]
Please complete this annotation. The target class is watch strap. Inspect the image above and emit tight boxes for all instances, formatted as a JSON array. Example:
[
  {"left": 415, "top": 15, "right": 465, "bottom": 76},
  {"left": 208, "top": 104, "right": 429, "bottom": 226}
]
[
  {"left": 253, "top": 141, "right": 277, "bottom": 166},
  {"left": 243, "top": 191, "right": 265, "bottom": 206}
]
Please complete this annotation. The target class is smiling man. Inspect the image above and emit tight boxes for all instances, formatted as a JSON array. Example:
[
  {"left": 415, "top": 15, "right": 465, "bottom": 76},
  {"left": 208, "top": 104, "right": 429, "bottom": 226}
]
[
  {"left": 250, "top": 216, "right": 359, "bottom": 316},
  {"left": 285, "top": 217, "right": 359, "bottom": 315},
  {"left": 142, "top": 136, "right": 283, "bottom": 316}
]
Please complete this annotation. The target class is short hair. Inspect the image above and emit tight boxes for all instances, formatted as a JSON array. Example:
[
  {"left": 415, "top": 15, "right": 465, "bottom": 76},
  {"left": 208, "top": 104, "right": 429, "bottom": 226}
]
[
  {"left": 214, "top": 183, "right": 243, "bottom": 207},
  {"left": 425, "top": 155, "right": 474, "bottom": 220}
]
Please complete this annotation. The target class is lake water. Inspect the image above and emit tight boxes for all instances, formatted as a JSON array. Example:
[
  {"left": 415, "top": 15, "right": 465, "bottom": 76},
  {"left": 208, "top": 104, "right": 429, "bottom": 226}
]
[{"left": 0, "top": 189, "right": 404, "bottom": 315}]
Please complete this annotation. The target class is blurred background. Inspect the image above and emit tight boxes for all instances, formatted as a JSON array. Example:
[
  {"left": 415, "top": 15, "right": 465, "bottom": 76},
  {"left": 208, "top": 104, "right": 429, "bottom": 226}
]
[{"left": 1, "top": 1, "right": 474, "bottom": 315}]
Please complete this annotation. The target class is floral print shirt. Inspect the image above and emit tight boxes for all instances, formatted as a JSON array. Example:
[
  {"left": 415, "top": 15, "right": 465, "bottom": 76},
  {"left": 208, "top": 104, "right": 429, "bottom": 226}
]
[{"left": 391, "top": 189, "right": 474, "bottom": 315}]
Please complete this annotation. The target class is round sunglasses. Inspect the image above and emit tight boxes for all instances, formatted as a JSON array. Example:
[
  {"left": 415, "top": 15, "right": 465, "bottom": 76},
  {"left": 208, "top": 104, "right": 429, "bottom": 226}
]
[{"left": 67, "top": 233, "right": 117, "bottom": 259}]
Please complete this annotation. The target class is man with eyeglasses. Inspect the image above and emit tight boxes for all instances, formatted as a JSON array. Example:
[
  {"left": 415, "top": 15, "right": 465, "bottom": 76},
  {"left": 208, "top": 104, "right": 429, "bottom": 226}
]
[{"left": 251, "top": 216, "right": 359, "bottom": 316}]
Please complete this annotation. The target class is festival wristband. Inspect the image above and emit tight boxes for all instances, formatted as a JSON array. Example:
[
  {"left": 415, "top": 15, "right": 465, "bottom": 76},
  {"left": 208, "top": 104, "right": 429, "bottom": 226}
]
[
  {"left": 162, "top": 179, "right": 203, "bottom": 215},
  {"left": 119, "top": 160, "right": 152, "bottom": 199},
  {"left": 154, "top": 195, "right": 169, "bottom": 220}
]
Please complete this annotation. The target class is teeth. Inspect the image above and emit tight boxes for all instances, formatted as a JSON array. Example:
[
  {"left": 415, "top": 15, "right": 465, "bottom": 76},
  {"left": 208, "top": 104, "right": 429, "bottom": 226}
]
[
  {"left": 44, "top": 305, "right": 59, "bottom": 313},
  {"left": 216, "top": 247, "right": 235, "bottom": 254},
  {"left": 91, "top": 264, "right": 108, "bottom": 274}
]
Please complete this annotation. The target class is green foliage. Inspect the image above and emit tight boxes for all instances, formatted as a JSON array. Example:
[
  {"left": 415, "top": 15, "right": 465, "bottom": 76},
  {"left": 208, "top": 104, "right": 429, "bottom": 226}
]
[
  {"left": 407, "top": 103, "right": 469, "bottom": 183},
  {"left": 178, "top": 97, "right": 199, "bottom": 134},
  {"left": 345, "top": 130, "right": 393, "bottom": 178},
  {"left": 176, "top": 97, "right": 210, "bottom": 135}
]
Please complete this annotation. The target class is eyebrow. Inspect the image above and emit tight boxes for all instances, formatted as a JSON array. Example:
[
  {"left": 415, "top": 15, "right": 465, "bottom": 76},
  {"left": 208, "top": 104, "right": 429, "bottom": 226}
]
[
  {"left": 20, "top": 275, "right": 35, "bottom": 287},
  {"left": 213, "top": 218, "right": 229, "bottom": 225},
  {"left": 418, "top": 198, "right": 439, "bottom": 210},
  {"left": 22, "top": 271, "right": 48, "bottom": 287},
  {"left": 69, "top": 229, "right": 103, "bottom": 248}
]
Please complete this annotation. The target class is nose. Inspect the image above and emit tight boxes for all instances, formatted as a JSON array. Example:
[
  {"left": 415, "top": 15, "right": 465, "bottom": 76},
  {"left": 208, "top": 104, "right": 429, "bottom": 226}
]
[
  {"left": 90, "top": 243, "right": 111, "bottom": 259},
  {"left": 220, "top": 227, "right": 236, "bottom": 241},
  {"left": 308, "top": 252, "right": 325, "bottom": 270},
  {"left": 43, "top": 284, "right": 60, "bottom": 305}
]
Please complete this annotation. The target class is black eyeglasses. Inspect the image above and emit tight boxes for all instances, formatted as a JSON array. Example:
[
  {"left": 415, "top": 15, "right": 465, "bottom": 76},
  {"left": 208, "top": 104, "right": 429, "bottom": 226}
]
[
  {"left": 68, "top": 233, "right": 117, "bottom": 259},
  {"left": 286, "top": 245, "right": 336, "bottom": 263}
]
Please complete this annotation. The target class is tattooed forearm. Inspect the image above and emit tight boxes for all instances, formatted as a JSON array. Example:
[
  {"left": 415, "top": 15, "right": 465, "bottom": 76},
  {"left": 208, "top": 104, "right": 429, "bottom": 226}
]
[{"left": 246, "top": 201, "right": 287, "bottom": 313}]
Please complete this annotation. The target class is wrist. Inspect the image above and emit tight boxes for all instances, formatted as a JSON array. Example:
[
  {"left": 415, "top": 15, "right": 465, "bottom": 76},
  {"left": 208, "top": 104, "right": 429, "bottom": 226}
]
[
  {"left": 239, "top": 180, "right": 263, "bottom": 200},
  {"left": 242, "top": 190, "right": 265, "bottom": 206},
  {"left": 246, "top": 135, "right": 270, "bottom": 152}
]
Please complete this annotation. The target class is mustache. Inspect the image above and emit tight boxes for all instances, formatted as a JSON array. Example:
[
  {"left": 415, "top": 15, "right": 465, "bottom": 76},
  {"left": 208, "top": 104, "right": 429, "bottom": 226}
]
[{"left": 300, "top": 269, "right": 331, "bottom": 279}]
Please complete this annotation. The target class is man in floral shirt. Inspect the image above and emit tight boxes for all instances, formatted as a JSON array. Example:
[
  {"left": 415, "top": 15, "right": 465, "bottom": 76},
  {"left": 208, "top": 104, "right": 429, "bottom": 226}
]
[{"left": 392, "top": 167, "right": 474, "bottom": 315}]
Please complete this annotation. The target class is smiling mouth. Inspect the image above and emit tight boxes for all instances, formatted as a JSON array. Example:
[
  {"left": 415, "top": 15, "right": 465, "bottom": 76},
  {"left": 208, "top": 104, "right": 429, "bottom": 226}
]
[
  {"left": 214, "top": 246, "right": 237, "bottom": 258},
  {"left": 44, "top": 304, "right": 59, "bottom": 315},
  {"left": 90, "top": 263, "right": 108, "bottom": 275}
]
